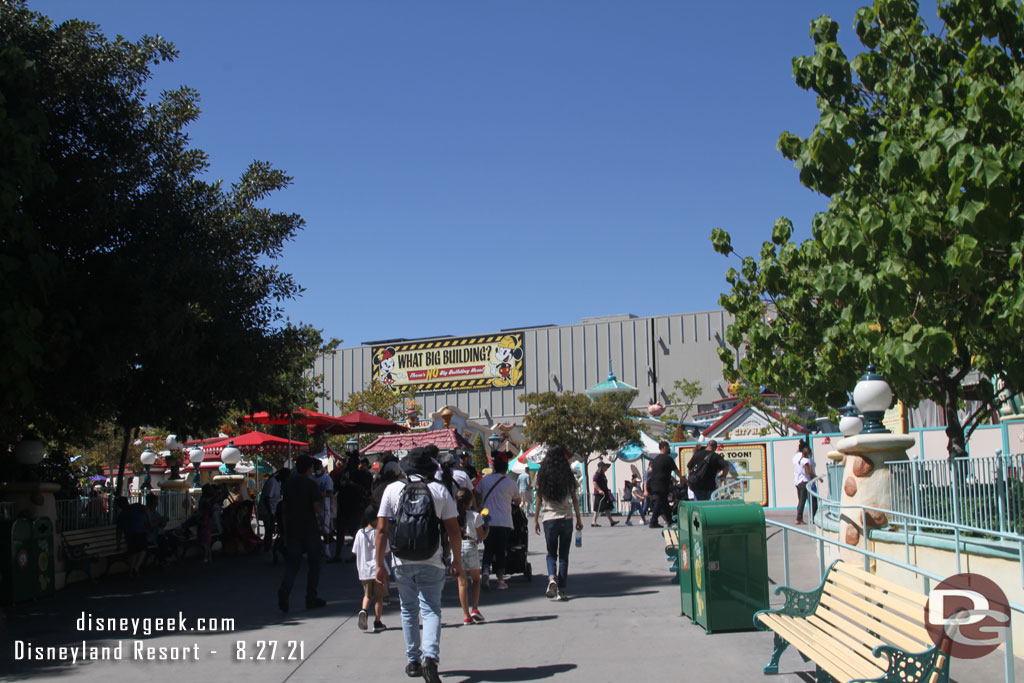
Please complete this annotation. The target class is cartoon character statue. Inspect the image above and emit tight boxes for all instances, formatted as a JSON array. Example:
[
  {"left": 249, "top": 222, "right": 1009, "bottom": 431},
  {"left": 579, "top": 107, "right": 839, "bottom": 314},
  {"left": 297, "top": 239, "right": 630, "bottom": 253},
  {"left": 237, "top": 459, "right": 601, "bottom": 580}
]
[
  {"left": 373, "top": 347, "right": 404, "bottom": 388},
  {"left": 489, "top": 335, "right": 523, "bottom": 387}
]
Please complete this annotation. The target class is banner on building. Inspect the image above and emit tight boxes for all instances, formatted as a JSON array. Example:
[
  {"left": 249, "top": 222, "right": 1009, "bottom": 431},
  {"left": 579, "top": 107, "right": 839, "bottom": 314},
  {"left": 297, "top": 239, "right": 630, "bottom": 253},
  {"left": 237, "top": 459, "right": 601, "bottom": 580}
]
[
  {"left": 371, "top": 332, "right": 525, "bottom": 393},
  {"left": 677, "top": 442, "right": 768, "bottom": 506}
]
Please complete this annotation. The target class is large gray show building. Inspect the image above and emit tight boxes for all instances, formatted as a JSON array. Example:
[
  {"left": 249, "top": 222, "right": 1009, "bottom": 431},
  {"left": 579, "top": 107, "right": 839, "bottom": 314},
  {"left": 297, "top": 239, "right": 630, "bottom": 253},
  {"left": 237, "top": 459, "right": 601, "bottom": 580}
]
[{"left": 313, "top": 311, "right": 741, "bottom": 426}]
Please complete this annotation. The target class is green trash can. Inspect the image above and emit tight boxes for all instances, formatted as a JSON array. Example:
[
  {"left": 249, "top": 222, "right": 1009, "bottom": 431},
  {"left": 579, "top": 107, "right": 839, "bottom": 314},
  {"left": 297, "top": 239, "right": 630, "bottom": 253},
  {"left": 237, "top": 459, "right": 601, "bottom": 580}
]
[
  {"left": 677, "top": 499, "right": 744, "bottom": 622},
  {"left": 33, "top": 517, "right": 56, "bottom": 599},
  {"left": 690, "top": 503, "right": 768, "bottom": 634},
  {"left": 0, "top": 518, "right": 36, "bottom": 606}
]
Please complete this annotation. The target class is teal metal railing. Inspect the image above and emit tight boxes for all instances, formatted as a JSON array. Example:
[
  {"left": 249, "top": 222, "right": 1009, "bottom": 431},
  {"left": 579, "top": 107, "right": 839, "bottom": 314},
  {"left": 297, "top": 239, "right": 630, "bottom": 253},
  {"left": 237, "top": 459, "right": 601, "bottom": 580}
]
[
  {"left": 888, "top": 451, "right": 1024, "bottom": 536},
  {"left": 770, "top": 478, "right": 1024, "bottom": 683}
]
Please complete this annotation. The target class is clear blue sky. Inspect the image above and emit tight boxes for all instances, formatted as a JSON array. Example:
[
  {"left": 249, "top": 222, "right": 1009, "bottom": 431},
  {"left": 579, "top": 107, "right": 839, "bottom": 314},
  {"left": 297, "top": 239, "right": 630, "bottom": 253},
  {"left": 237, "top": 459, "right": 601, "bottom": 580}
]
[{"left": 32, "top": 1, "right": 923, "bottom": 346}]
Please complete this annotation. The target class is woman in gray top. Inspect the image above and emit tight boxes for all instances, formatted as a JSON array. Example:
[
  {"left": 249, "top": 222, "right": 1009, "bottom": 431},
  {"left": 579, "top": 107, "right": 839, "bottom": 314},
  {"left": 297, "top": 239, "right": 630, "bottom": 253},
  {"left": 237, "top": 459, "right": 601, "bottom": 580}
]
[{"left": 532, "top": 444, "right": 584, "bottom": 601}]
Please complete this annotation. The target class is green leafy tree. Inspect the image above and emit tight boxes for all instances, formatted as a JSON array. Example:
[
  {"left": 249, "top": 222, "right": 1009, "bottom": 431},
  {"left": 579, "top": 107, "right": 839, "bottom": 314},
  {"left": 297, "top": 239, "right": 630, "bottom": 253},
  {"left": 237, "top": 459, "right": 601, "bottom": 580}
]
[
  {"left": 520, "top": 390, "right": 639, "bottom": 487},
  {"left": 713, "top": 0, "right": 1024, "bottom": 458},
  {"left": 338, "top": 380, "right": 416, "bottom": 447},
  {"left": 661, "top": 378, "right": 703, "bottom": 424},
  {"left": 1, "top": 4, "right": 325, "bottom": 492},
  {"left": 472, "top": 433, "right": 489, "bottom": 472}
]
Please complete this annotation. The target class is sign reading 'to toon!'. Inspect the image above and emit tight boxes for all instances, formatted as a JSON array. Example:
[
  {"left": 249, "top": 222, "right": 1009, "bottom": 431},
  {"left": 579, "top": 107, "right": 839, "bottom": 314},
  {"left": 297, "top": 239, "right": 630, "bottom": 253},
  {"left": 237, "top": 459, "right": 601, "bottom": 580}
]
[{"left": 371, "top": 332, "right": 525, "bottom": 392}]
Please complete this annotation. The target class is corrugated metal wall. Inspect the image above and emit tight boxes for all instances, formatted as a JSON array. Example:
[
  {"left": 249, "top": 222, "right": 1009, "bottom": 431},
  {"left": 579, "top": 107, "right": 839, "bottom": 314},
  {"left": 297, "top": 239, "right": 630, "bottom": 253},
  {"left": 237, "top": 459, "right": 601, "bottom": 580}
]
[{"left": 316, "top": 310, "right": 737, "bottom": 423}]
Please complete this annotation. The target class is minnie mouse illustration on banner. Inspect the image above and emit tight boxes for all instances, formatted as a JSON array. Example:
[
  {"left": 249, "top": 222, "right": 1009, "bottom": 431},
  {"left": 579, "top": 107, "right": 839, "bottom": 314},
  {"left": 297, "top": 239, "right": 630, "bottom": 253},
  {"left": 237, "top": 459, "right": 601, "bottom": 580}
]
[{"left": 373, "top": 347, "right": 404, "bottom": 388}]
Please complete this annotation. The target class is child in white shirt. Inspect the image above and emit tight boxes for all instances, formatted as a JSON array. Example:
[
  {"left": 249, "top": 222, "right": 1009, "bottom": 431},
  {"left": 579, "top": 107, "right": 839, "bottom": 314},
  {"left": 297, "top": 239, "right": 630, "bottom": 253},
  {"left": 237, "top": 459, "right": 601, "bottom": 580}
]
[
  {"left": 353, "top": 505, "right": 387, "bottom": 632},
  {"left": 455, "top": 488, "right": 489, "bottom": 625}
]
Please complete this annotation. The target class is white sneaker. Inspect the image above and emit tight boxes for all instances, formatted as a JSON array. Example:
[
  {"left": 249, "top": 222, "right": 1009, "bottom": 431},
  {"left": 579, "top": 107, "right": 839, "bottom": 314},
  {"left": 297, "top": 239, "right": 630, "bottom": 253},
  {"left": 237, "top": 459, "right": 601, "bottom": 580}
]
[
  {"left": 545, "top": 578, "right": 557, "bottom": 598},
  {"left": 357, "top": 610, "right": 368, "bottom": 631},
  {"left": 557, "top": 589, "right": 568, "bottom": 601}
]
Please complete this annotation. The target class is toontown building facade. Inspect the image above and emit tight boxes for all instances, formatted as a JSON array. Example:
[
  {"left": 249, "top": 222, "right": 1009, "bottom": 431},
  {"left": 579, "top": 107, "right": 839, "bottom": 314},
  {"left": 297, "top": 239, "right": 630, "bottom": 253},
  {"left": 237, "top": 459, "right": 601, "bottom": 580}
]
[{"left": 312, "top": 311, "right": 743, "bottom": 427}]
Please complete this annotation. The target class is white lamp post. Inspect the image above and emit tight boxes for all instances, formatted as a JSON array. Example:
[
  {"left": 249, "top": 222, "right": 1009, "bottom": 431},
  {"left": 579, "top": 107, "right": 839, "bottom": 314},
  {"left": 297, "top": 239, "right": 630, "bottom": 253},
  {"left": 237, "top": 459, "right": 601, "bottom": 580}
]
[
  {"left": 165, "top": 434, "right": 183, "bottom": 480},
  {"left": 220, "top": 441, "right": 242, "bottom": 474},
  {"left": 140, "top": 445, "right": 158, "bottom": 490},
  {"left": 188, "top": 445, "right": 205, "bottom": 487},
  {"left": 852, "top": 365, "right": 893, "bottom": 434},
  {"left": 838, "top": 399, "right": 864, "bottom": 437}
]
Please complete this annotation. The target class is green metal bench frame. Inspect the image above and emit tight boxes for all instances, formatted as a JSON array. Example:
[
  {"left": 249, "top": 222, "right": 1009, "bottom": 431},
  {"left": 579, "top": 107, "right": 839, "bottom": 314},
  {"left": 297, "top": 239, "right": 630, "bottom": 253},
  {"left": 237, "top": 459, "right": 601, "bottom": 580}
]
[{"left": 753, "top": 560, "right": 952, "bottom": 683}]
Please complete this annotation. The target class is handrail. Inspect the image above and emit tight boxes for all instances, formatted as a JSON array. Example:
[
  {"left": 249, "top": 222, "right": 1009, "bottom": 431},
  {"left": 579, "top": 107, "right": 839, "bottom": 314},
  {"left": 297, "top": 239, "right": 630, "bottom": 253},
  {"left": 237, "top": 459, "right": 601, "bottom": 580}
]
[
  {"left": 789, "top": 471, "right": 1022, "bottom": 682},
  {"left": 711, "top": 476, "right": 754, "bottom": 500}
]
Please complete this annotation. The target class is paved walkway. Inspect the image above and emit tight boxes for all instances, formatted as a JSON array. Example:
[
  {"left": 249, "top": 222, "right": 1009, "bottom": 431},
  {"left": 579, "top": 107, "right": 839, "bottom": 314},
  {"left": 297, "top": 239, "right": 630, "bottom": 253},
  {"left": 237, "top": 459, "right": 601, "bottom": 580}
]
[{"left": 3, "top": 512, "right": 1021, "bottom": 682}]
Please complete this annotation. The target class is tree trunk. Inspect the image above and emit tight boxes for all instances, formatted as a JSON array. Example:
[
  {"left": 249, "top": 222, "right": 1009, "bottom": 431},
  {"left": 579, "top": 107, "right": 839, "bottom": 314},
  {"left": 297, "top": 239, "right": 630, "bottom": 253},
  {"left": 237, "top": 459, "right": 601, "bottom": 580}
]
[
  {"left": 942, "top": 381, "right": 968, "bottom": 460},
  {"left": 114, "top": 423, "right": 133, "bottom": 497}
]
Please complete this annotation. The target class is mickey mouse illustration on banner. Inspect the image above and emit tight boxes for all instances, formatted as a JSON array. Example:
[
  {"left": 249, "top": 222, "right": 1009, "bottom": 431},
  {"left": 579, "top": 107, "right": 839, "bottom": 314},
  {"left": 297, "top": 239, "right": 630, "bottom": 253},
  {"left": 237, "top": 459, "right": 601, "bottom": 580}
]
[
  {"left": 489, "top": 335, "right": 523, "bottom": 387},
  {"left": 373, "top": 347, "right": 404, "bottom": 388}
]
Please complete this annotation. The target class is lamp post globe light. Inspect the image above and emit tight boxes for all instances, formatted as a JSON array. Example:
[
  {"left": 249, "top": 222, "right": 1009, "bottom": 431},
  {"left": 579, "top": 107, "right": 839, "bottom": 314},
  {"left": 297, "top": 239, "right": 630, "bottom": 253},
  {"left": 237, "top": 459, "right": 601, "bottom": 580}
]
[
  {"left": 345, "top": 437, "right": 359, "bottom": 457},
  {"left": 164, "top": 434, "right": 183, "bottom": 480},
  {"left": 188, "top": 445, "right": 205, "bottom": 487},
  {"left": 852, "top": 365, "right": 893, "bottom": 434},
  {"left": 838, "top": 399, "right": 864, "bottom": 438},
  {"left": 140, "top": 445, "right": 158, "bottom": 490},
  {"left": 488, "top": 433, "right": 501, "bottom": 455},
  {"left": 220, "top": 441, "right": 242, "bottom": 474}
]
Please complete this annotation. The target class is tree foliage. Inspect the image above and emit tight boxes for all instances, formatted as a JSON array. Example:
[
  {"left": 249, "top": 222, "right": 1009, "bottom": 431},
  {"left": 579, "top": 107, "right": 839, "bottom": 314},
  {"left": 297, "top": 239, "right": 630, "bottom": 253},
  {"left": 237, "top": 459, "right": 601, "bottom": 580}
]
[
  {"left": 338, "top": 380, "right": 415, "bottom": 447},
  {"left": 519, "top": 391, "right": 639, "bottom": 464},
  {"left": 661, "top": 378, "right": 703, "bottom": 424},
  {"left": 472, "top": 433, "right": 488, "bottom": 473},
  {"left": 0, "top": 4, "right": 325, "bottom": 481},
  {"left": 713, "top": 0, "right": 1024, "bottom": 457}
]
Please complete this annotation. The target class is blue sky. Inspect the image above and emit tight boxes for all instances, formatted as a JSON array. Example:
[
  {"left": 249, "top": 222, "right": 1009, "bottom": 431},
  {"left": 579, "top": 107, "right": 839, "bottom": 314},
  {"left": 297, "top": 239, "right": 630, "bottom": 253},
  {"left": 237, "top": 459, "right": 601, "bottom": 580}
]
[{"left": 32, "top": 1, "right": 918, "bottom": 346}]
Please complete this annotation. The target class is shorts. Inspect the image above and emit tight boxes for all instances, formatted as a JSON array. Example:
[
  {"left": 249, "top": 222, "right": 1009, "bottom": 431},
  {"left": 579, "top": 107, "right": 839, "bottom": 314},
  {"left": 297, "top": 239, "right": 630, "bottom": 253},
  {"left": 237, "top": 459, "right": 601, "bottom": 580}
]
[
  {"left": 361, "top": 578, "right": 386, "bottom": 601},
  {"left": 593, "top": 493, "right": 612, "bottom": 512},
  {"left": 460, "top": 541, "right": 481, "bottom": 571}
]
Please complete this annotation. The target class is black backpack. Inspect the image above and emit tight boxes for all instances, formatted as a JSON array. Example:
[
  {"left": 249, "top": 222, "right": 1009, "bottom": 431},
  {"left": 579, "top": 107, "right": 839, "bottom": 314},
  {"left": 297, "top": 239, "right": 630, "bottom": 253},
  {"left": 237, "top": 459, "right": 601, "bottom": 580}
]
[
  {"left": 687, "top": 451, "right": 713, "bottom": 489},
  {"left": 389, "top": 477, "right": 441, "bottom": 561}
]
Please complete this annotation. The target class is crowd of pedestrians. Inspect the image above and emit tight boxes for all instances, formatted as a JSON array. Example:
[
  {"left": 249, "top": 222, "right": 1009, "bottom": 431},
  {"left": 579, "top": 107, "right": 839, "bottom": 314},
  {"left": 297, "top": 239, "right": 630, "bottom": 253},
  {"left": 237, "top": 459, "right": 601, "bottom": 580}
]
[{"left": 107, "top": 436, "right": 760, "bottom": 682}]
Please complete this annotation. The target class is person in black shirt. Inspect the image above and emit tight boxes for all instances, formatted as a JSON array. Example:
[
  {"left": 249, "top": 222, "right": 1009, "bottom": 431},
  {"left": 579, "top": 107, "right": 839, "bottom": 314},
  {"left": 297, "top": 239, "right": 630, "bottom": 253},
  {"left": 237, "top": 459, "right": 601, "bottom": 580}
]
[
  {"left": 278, "top": 455, "right": 325, "bottom": 612},
  {"left": 687, "top": 439, "right": 730, "bottom": 500},
  {"left": 646, "top": 440, "right": 679, "bottom": 529}
]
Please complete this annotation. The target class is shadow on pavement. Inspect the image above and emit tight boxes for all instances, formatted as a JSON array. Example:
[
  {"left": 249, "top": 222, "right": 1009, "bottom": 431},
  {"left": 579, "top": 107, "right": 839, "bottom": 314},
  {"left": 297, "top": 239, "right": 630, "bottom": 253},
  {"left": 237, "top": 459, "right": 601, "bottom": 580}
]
[{"left": 443, "top": 663, "right": 577, "bottom": 682}]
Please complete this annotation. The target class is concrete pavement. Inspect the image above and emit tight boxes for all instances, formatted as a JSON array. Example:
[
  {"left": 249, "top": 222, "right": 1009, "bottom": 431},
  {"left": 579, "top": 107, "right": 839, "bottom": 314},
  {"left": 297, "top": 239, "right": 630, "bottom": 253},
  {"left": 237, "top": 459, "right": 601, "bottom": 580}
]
[{"left": 2, "top": 511, "right": 1021, "bottom": 682}]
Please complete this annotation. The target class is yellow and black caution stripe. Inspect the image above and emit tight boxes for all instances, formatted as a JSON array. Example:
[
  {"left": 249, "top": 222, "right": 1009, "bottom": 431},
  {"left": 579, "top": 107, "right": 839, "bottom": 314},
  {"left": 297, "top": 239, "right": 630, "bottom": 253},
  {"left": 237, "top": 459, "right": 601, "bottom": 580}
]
[{"left": 395, "top": 333, "right": 510, "bottom": 352}]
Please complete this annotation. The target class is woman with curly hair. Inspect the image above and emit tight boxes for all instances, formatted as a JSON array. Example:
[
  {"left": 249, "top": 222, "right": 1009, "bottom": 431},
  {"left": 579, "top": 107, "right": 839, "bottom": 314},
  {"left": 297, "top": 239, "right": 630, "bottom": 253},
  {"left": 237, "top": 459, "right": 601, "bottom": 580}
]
[{"left": 532, "top": 444, "right": 584, "bottom": 601}]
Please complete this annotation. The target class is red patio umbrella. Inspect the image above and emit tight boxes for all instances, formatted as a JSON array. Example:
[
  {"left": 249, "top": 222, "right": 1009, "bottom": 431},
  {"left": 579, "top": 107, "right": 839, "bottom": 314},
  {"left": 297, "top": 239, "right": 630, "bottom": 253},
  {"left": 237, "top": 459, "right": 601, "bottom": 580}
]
[
  {"left": 203, "top": 430, "right": 310, "bottom": 455},
  {"left": 334, "top": 411, "right": 409, "bottom": 434},
  {"left": 242, "top": 408, "right": 350, "bottom": 435}
]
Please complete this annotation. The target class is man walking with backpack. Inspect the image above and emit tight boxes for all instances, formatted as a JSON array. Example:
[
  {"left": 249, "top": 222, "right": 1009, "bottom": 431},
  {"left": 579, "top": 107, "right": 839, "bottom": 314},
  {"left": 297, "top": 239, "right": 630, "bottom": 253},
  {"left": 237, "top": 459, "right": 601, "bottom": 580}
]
[
  {"left": 376, "top": 447, "right": 463, "bottom": 683},
  {"left": 687, "top": 439, "right": 730, "bottom": 501}
]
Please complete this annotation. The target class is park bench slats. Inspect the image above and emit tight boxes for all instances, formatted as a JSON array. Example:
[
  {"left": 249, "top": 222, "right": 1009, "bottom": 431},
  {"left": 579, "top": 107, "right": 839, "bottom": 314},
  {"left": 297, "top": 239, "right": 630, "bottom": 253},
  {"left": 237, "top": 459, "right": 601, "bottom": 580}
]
[
  {"left": 839, "top": 562, "right": 928, "bottom": 607},
  {"left": 817, "top": 592, "right": 930, "bottom": 655},
  {"left": 758, "top": 613, "right": 877, "bottom": 681},
  {"left": 61, "top": 526, "right": 124, "bottom": 581},
  {"left": 754, "top": 560, "right": 951, "bottom": 683},
  {"left": 826, "top": 569, "right": 926, "bottom": 624}
]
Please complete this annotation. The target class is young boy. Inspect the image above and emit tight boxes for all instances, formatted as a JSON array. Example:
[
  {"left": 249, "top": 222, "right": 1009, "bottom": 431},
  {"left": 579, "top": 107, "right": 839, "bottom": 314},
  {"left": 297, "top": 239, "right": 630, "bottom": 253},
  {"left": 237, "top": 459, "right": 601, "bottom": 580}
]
[{"left": 353, "top": 505, "right": 387, "bottom": 632}]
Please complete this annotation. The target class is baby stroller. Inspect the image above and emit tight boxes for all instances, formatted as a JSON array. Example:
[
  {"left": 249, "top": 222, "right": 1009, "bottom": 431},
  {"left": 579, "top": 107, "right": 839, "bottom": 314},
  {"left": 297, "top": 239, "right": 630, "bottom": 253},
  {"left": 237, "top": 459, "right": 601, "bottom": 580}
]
[{"left": 503, "top": 503, "right": 533, "bottom": 582}]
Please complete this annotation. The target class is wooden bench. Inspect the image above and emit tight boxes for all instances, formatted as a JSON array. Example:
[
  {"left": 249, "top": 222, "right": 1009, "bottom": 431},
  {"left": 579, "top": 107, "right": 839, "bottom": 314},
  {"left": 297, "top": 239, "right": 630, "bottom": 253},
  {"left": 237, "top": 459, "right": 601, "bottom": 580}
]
[
  {"left": 61, "top": 526, "right": 126, "bottom": 581},
  {"left": 755, "top": 560, "right": 952, "bottom": 683},
  {"left": 662, "top": 526, "right": 680, "bottom": 583}
]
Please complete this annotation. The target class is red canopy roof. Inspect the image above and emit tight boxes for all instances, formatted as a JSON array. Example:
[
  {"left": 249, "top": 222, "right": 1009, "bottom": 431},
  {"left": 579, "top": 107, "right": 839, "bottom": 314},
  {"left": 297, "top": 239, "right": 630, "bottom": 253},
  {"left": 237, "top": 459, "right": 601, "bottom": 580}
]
[
  {"left": 363, "top": 428, "right": 471, "bottom": 455},
  {"left": 334, "top": 411, "right": 409, "bottom": 434},
  {"left": 203, "top": 430, "right": 309, "bottom": 456}
]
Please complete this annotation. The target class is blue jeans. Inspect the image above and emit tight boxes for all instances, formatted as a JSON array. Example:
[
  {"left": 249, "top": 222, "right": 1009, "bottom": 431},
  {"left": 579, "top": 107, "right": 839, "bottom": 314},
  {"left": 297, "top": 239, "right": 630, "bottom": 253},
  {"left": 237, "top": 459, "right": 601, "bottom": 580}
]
[
  {"left": 625, "top": 499, "right": 646, "bottom": 524},
  {"left": 279, "top": 534, "right": 321, "bottom": 600},
  {"left": 394, "top": 563, "right": 446, "bottom": 663},
  {"left": 542, "top": 518, "right": 572, "bottom": 589}
]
